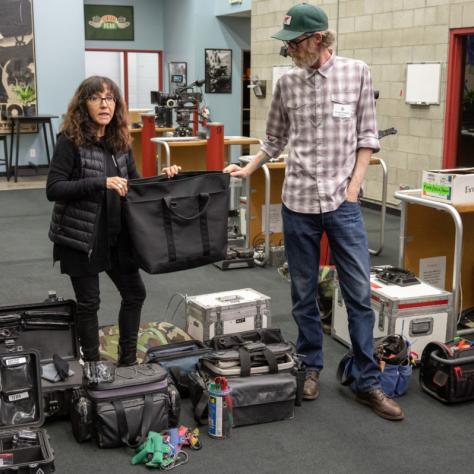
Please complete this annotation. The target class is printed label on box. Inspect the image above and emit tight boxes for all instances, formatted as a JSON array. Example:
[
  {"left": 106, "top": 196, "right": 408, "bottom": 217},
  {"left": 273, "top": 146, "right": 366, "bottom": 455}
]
[{"left": 422, "top": 182, "right": 451, "bottom": 200}]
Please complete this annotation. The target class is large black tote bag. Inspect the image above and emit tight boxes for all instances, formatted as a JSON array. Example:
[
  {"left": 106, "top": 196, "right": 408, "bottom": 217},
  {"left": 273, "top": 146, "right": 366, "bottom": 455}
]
[{"left": 125, "top": 171, "right": 230, "bottom": 274}]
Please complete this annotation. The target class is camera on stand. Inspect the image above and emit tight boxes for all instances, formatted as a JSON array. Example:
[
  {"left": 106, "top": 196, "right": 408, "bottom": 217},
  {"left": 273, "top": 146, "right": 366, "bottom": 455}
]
[{"left": 150, "top": 79, "right": 209, "bottom": 137}]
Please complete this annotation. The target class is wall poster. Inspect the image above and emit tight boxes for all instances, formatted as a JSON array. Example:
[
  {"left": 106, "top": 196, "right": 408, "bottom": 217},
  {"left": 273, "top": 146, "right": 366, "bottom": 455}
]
[
  {"left": 84, "top": 4, "right": 134, "bottom": 41},
  {"left": 205, "top": 48, "right": 232, "bottom": 93},
  {"left": 0, "top": 0, "right": 38, "bottom": 134}
]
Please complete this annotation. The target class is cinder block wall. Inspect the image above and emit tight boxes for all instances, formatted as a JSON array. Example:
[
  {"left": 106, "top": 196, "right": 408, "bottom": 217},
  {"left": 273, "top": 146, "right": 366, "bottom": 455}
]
[{"left": 251, "top": 0, "right": 474, "bottom": 206}]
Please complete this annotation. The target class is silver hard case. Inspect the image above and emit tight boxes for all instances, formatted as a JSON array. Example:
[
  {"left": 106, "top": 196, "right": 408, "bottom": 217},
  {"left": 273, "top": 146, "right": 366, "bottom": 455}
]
[
  {"left": 185, "top": 288, "right": 271, "bottom": 341},
  {"left": 331, "top": 272, "right": 453, "bottom": 361}
]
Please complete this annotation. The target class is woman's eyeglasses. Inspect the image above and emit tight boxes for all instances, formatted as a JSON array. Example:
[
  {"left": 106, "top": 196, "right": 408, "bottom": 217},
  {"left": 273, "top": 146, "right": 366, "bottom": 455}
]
[{"left": 88, "top": 95, "right": 116, "bottom": 105}]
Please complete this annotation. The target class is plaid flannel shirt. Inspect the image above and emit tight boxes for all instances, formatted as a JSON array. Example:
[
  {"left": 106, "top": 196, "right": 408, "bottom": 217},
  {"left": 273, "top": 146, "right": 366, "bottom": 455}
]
[{"left": 261, "top": 53, "right": 380, "bottom": 214}]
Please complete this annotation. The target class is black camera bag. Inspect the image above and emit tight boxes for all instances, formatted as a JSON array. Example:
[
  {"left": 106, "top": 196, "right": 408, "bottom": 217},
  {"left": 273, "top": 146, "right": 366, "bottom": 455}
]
[
  {"left": 84, "top": 363, "right": 180, "bottom": 448},
  {"left": 188, "top": 328, "right": 304, "bottom": 427},
  {"left": 144, "top": 339, "right": 211, "bottom": 398}
]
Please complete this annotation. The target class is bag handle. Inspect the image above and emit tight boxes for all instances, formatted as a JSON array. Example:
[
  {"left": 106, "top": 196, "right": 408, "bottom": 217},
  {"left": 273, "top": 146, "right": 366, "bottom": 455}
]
[
  {"left": 163, "top": 193, "right": 210, "bottom": 220},
  {"left": 112, "top": 393, "right": 154, "bottom": 448},
  {"left": 238, "top": 346, "right": 279, "bottom": 377},
  {"left": 193, "top": 389, "right": 209, "bottom": 425},
  {"left": 336, "top": 352, "right": 355, "bottom": 386}
]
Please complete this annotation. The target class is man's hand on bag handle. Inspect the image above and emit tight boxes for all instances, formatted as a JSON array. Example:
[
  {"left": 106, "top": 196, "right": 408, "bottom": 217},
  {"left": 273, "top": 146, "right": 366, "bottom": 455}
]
[
  {"left": 223, "top": 163, "right": 249, "bottom": 178},
  {"left": 162, "top": 165, "right": 182, "bottom": 178},
  {"left": 223, "top": 150, "right": 270, "bottom": 178},
  {"left": 106, "top": 176, "right": 128, "bottom": 197}
]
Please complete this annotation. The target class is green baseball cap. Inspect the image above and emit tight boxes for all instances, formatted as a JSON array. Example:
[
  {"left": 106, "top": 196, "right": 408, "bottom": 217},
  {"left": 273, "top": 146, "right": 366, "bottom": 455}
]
[{"left": 272, "top": 3, "right": 329, "bottom": 41}]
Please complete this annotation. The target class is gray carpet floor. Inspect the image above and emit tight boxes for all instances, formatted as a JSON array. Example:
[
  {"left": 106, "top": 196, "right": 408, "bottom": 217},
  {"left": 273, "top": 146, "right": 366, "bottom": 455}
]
[{"left": 0, "top": 188, "right": 472, "bottom": 474}]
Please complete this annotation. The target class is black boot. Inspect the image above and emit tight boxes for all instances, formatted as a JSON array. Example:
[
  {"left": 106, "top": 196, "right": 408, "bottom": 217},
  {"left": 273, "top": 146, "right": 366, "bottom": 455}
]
[{"left": 117, "top": 344, "right": 137, "bottom": 367}]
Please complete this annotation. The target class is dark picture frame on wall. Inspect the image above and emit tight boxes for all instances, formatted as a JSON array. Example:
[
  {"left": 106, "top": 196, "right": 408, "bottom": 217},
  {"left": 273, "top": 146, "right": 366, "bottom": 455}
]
[
  {"left": 205, "top": 49, "right": 232, "bottom": 93},
  {"left": 168, "top": 62, "right": 187, "bottom": 95},
  {"left": 84, "top": 4, "right": 134, "bottom": 41}
]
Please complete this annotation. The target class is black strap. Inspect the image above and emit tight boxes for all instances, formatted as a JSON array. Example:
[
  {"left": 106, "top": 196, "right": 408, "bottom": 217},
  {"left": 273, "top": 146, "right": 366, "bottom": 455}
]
[
  {"left": 193, "top": 389, "right": 209, "bottom": 425},
  {"left": 169, "top": 367, "right": 182, "bottom": 386},
  {"left": 237, "top": 346, "right": 279, "bottom": 377},
  {"left": 263, "top": 348, "right": 279, "bottom": 374},
  {"left": 199, "top": 195, "right": 210, "bottom": 257},
  {"left": 112, "top": 393, "right": 154, "bottom": 448},
  {"left": 239, "top": 347, "right": 252, "bottom": 377},
  {"left": 162, "top": 201, "right": 177, "bottom": 263}
]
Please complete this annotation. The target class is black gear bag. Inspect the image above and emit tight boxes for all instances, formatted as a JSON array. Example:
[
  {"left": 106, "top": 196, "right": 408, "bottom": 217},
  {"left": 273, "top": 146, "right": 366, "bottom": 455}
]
[
  {"left": 420, "top": 339, "right": 474, "bottom": 403},
  {"left": 125, "top": 172, "right": 230, "bottom": 274},
  {"left": 71, "top": 363, "right": 180, "bottom": 448}
]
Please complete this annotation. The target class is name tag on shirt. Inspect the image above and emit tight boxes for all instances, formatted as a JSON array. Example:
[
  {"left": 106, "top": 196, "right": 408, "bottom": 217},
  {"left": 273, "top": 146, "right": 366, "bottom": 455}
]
[{"left": 333, "top": 103, "right": 353, "bottom": 119}]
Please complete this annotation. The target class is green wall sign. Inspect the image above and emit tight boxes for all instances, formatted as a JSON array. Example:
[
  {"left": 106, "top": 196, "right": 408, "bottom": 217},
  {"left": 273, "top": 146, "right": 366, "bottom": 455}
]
[{"left": 84, "top": 5, "right": 134, "bottom": 41}]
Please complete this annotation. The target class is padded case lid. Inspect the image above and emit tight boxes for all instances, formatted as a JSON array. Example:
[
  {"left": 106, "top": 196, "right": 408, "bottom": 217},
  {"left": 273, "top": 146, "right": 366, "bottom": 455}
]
[
  {"left": 0, "top": 349, "right": 44, "bottom": 430},
  {"left": 0, "top": 298, "right": 79, "bottom": 363}
]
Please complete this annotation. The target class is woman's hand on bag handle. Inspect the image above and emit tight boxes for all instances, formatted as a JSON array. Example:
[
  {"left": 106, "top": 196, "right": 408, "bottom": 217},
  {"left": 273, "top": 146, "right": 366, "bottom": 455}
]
[
  {"left": 162, "top": 165, "right": 181, "bottom": 178},
  {"left": 106, "top": 176, "right": 128, "bottom": 197}
]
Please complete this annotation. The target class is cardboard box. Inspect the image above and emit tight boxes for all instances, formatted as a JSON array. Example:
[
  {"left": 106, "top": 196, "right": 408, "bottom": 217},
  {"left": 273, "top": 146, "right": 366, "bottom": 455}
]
[{"left": 421, "top": 168, "right": 474, "bottom": 205}]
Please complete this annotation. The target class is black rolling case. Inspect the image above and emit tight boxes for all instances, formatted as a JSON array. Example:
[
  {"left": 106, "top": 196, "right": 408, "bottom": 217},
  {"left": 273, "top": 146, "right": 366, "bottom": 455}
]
[
  {"left": 0, "top": 350, "right": 55, "bottom": 473},
  {"left": 0, "top": 293, "right": 81, "bottom": 419}
]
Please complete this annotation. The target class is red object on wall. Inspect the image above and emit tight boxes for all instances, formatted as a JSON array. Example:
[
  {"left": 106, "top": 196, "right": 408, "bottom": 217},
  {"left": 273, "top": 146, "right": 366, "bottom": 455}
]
[
  {"left": 320, "top": 232, "right": 331, "bottom": 265},
  {"left": 207, "top": 122, "right": 225, "bottom": 171},
  {"left": 443, "top": 27, "right": 474, "bottom": 168},
  {"left": 141, "top": 114, "right": 156, "bottom": 177}
]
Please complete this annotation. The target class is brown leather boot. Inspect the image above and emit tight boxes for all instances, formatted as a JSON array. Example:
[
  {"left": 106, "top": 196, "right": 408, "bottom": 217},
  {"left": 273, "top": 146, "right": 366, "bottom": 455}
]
[
  {"left": 303, "top": 370, "right": 320, "bottom": 400},
  {"left": 356, "top": 388, "right": 404, "bottom": 420}
]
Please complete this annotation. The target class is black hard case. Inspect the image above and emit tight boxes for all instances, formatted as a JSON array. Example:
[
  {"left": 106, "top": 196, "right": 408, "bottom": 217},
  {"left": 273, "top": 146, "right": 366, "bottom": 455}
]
[
  {"left": 0, "top": 297, "right": 81, "bottom": 418},
  {"left": 0, "top": 350, "right": 55, "bottom": 473}
]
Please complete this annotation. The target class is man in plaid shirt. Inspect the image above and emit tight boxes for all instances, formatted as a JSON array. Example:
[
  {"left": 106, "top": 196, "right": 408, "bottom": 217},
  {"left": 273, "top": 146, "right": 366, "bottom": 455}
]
[{"left": 224, "top": 3, "right": 404, "bottom": 421}]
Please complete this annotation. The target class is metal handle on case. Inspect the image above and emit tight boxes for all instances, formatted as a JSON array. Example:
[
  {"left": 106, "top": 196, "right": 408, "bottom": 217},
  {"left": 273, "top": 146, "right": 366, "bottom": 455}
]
[
  {"left": 430, "top": 350, "right": 474, "bottom": 366},
  {"left": 216, "top": 295, "right": 244, "bottom": 303}
]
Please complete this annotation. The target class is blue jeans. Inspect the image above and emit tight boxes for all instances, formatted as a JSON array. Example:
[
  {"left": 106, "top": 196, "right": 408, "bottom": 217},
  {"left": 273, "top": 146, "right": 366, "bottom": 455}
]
[{"left": 282, "top": 202, "right": 380, "bottom": 392}]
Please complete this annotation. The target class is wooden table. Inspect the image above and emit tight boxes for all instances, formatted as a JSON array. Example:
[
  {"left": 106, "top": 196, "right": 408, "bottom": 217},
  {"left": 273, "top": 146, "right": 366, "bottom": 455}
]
[{"left": 8, "top": 114, "right": 58, "bottom": 182}]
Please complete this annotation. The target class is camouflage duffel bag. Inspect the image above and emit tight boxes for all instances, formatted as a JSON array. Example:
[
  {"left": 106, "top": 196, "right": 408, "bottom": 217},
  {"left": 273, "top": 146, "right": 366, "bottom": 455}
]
[{"left": 99, "top": 321, "right": 192, "bottom": 363}]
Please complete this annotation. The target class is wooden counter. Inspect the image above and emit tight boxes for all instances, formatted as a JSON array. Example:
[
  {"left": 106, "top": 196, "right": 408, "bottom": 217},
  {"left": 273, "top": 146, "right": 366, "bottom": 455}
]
[{"left": 153, "top": 136, "right": 261, "bottom": 171}]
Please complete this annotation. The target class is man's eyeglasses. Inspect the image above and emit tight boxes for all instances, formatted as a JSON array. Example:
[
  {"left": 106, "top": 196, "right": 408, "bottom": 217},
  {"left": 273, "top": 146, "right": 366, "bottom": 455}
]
[
  {"left": 283, "top": 33, "right": 315, "bottom": 49},
  {"left": 88, "top": 95, "right": 116, "bottom": 105}
]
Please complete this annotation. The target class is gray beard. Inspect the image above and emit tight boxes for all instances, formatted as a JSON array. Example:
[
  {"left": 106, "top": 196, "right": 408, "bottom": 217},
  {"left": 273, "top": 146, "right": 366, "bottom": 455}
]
[{"left": 293, "top": 51, "right": 320, "bottom": 69}]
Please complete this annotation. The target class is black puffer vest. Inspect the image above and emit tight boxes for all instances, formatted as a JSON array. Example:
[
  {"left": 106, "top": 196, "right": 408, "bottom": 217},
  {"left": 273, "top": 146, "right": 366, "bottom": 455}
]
[{"left": 48, "top": 145, "right": 129, "bottom": 255}]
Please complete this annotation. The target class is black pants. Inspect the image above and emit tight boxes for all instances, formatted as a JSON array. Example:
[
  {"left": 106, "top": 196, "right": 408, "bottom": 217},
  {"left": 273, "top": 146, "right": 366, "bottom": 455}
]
[{"left": 70, "top": 265, "right": 146, "bottom": 362}]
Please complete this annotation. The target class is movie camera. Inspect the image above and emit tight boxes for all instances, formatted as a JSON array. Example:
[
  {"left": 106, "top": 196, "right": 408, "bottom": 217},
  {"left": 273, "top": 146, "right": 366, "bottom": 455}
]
[{"left": 150, "top": 79, "right": 209, "bottom": 137}]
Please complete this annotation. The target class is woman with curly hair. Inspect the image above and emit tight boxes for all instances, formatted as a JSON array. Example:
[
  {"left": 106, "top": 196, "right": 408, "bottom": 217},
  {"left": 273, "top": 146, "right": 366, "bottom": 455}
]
[{"left": 47, "top": 76, "right": 179, "bottom": 365}]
